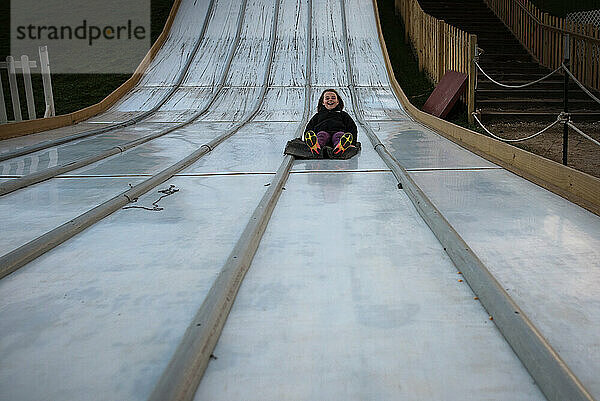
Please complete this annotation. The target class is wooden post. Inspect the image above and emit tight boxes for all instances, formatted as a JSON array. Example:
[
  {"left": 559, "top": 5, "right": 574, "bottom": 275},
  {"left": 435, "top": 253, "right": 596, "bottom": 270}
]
[
  {"left": 438, "top": 20, "right": 445, "bottom": 82},
  {"left": 0, "top": 72, "right": 7, "bottom": 123},
  {"left": 6, "top": 56, "right": 22, "bottom": 122},
  {"left": 21, "top": 55, "right": 36, "bottom": 120},
  {"left": 39, "top": 46, "right": 55, "bottom": 118},
  {"left": 417, "top": 11, "right": 423, "bottom": 71},
  {"left": 562, "top": 34, "right": 570, "bottom": 166},
  {"left": 542, "top": 13, "right": 548, "bottom": 66},
  {"left": 404, "top": 0, "right": 410, "bottom": 43},
  {"left": 592, "top": 28, "right": 600, "bottom": 89},
  {"left": 467, "top": 34, "right": 477, "bottom": 125},
  {"left": 586, "top": 25, "right": 592, "bottom": 88}
]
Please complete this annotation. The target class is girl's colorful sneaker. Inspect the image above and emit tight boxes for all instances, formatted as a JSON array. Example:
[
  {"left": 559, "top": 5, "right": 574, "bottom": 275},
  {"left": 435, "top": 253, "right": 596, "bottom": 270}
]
[
  {"left": 304, "top": 130, "right": 321, "bottom": 155},
  {"left": 333, "top": 132, "right": 354, "bottom": 155}
]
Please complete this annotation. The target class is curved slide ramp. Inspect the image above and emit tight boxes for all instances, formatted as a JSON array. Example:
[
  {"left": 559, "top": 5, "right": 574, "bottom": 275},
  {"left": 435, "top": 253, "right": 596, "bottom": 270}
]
[{"left": 1, "top": 0, "right": 599, "bottom": 400}]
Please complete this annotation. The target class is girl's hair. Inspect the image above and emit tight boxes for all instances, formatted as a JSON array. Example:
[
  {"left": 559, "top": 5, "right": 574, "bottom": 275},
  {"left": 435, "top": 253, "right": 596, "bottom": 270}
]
[{"left": 317, "top": 88, "right": 344, "bottom": 112}]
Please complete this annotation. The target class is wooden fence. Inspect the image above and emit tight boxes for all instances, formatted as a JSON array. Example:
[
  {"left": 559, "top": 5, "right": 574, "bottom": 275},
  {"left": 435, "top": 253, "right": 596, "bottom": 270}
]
[
  {"left": 485, "top": 0, "right": 600, "bottom": 92},
  {"left": 394, "top": 0, "right": 477, "bottom": 122}
]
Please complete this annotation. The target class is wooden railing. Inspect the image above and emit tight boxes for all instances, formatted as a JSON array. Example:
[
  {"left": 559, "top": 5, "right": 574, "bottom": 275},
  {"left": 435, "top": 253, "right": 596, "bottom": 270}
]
[
  {"left": 394, "top": 0, "right": 477, "bottom": 122},
  {"left": 485, "top": 0, "right": 600, "bottom": 91}
]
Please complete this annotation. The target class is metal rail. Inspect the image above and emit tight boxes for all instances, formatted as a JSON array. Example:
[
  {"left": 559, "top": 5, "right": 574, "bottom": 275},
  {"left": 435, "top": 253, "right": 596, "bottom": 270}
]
[
  {"left": 0, "top": 0, "right": 219, "bottom": 163},
  {"left": 0, "top": 0, "right": 281, "bottom": 281},
  {"left": 0, "top": 0, "right": 250, "bottom": 197}
]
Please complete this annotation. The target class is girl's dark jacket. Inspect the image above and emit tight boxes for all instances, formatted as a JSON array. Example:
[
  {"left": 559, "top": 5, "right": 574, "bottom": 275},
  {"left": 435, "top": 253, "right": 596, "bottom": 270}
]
[{"left": 305, "top": 102, "right": 358, "bottom": 145}]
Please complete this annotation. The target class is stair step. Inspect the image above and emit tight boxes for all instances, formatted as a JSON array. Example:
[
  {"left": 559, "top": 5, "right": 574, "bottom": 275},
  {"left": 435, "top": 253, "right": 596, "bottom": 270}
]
[
  {"left": 477, "top": 98, "right": 600, "bottom": 106},
  {"left": 478, "top": 64, "right": 550, "bottom": 73},
  {"left": 478, "top": 38, "right": 521, "bottom": 45},
  {"left": 479, "top": 54, "right": 535, "bottom": 62},
  {"left": 440, "top": 17, "right": 500, "bottom": 22},
  {"left": 477, "top": 89, "right": 593, "bottom": 100},
  {"left": 420, "top": 9, "right": 495, "bottom": 17},
  {"left": 478, "top": 81, "right": 578, "bottom": 87},
  {"left": 477, "top": 72, "right": 563, "bottom": 79},
  {"left": 477, "top": 81, "right": 594, "bottom": 91},
  {"left": 479, "top": 110, "right": 600, "bottom": 122},
  {"left": 477, "top": 45, "right": 529, "bottom": 53}
]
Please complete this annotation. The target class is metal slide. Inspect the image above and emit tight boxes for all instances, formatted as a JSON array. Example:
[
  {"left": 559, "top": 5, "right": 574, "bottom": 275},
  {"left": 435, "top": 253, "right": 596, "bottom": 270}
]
[{"left": 1, "top": 0, "right": 599, "bottom": 400}]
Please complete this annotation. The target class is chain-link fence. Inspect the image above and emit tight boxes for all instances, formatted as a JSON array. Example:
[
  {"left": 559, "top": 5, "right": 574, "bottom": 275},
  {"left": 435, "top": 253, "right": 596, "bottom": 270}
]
[{"left": 566, "top": 10, "right": 600, "bottom": 28}]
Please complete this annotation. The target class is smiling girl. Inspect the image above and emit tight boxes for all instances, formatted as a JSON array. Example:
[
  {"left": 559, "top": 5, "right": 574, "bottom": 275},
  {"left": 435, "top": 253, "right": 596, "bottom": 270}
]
[{"left": 303, "top": 89, "right": 358, "bottom": 156}]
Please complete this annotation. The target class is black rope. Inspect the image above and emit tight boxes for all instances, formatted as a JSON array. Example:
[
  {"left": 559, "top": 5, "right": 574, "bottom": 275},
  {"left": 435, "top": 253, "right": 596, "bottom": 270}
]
[{"left": 122, "top": 185, "right": 180, "bottom": 211}]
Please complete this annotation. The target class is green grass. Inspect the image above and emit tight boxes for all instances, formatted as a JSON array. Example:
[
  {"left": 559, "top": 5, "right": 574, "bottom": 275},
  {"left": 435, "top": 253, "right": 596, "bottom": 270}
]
[{"left": 1, "top": 0, "right": 175, "bottom": 120}]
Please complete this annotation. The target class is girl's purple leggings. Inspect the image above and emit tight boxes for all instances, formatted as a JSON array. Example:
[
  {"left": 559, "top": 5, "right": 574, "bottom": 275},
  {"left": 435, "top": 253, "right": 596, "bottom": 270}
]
[{"left": 316, "top": 131, "right": 345, "bottom": 148}]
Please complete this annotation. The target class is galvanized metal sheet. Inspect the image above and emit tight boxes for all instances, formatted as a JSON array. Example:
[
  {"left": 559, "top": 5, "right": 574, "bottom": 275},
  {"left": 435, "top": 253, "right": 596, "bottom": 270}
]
[
  {"left": 137, "top": 0, "right": 214, "bottom": 87},
  {"left": 0, "top": 123, "right": 111, "bottom": 154},
  {"left": 0, "top": 175, "right": 270, "bottom": 401},
  {"left": 254, "top": 87, "right": 305, "bottom": 122},
  {"left": 269, "top": 0, "right": 309, "bottom": 87},
  {"left": 66, "top": 122, "right": 235, "bottom": 176},
  {"left": 380, "top": 121, "right": 498, "bottom": 170},
  {"left": 180, "top": 0, "right": 244, "bottom": 87},
  {"left": 199, "top": 87, "right": 263, "bottom": 122},
  {"left": 311, "top": 0, "right": 347, "bottom": 87},
  {"left": 184, "top": 122, "right": 297, "bottom": 174},
  {"left": 409, "top": 168, "right": 600, "bottom": 396},
  {"left": 194, "top": 171, "right": 546, "bottom": 401},
  {"left": 345, "top": 0, "right": 391, "bottom": 87},
  {"left": 224, "top": 0, "right": 277, "bottom": 87},
  {"left": 0, "top": 123, "right": 170, "bottom": 176},
  {"left": 0, "top": 177, "right": 145, "bottom": 255},
  {"left": 355, "top": 87, "right": 410, "bottom": 121}
]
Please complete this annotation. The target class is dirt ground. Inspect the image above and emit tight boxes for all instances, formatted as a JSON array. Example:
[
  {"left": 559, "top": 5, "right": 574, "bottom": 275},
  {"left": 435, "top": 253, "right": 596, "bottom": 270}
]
[{"left": 485, "top": 120, "right": 600, "bottom": 179}]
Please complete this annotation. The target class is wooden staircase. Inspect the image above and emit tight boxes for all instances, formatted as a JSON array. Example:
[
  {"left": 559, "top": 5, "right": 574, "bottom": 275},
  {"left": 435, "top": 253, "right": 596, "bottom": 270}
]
[{"left": 417, "top": 0, "right": 600, "bottom": 123}]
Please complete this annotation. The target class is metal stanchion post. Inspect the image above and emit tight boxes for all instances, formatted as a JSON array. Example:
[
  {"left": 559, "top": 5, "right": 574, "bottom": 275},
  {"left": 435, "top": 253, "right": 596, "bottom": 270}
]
[{"left": 562, "top": 34, "right": 570, "bottom": 166}]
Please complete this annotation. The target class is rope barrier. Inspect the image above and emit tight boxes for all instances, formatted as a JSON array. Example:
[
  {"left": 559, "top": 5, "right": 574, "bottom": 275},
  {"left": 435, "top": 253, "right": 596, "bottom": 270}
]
[
  {"left": 474, "top": 61, "right": 563, "bottom": 88},
  {"left": 472, "top": 112, "right": 564, "bottom": 142},
  {"left": 473, "top": 52, "right": 600, "bottom": 156},
  {"left": 562, "top": 64, "right": 600, "bottom": 106},
  {"left": 476, "top": 58, "right": 600, "bottom": 107},
  {"left": 567, "top": 122, "right": 600, "bottom": 147}
]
